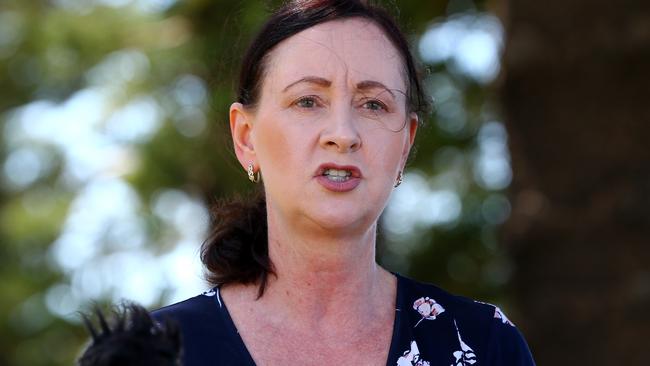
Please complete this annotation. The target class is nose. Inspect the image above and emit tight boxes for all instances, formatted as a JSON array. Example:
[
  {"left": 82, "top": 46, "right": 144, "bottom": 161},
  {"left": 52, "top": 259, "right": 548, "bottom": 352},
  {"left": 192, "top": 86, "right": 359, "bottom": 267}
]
[{"left": 319, "top": 106, "right": 362, "bottom": 153}]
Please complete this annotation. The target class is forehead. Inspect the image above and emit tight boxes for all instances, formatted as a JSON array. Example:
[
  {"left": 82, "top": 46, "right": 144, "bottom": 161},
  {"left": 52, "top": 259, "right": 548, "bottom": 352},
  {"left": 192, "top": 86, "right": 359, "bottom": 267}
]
[{"left": 263, "top": 18, "right": 406, "bottom": 92}]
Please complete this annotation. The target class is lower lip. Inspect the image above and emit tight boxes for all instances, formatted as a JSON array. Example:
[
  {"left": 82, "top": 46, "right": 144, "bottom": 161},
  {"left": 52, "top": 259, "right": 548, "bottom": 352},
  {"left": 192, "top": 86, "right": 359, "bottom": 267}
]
[{"left": 315, "top": 175, "right": 361, "bottom": 192}]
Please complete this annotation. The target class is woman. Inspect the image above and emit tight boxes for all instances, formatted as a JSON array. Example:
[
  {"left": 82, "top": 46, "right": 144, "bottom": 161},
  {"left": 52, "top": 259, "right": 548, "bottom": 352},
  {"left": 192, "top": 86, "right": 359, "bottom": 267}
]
[{"left": 154, "top": 1, "right": 535, "bottom": 365}]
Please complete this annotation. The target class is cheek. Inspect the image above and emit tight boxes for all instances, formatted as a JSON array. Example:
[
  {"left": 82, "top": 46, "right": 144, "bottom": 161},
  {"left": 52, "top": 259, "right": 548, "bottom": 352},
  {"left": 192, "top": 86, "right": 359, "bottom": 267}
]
[
  {"left": 366, "top": 131, "right": 408, "bottom": 170},
  {"left": 256, "top": 121, "right": 290, "bottom": 166},
  {"left": 254, "top": 116, "right": 312, "bottom": 177}
]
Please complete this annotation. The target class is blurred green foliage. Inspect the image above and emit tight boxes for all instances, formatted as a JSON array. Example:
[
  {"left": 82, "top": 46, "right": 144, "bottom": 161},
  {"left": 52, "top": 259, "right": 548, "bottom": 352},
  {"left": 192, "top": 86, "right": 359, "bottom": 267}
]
[{"left": 0, "top": 0, "right": 510, "bottom": 365}]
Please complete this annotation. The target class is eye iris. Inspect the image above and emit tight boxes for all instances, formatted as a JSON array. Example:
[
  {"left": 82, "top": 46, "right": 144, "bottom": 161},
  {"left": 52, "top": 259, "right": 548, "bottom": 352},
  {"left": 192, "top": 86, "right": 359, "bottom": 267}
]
[
  {"left": 299, "top": 98, "right": 315, "bottom": 108},
  {"left": 366, "top": 101, "right": 382, "bottom": 110}
]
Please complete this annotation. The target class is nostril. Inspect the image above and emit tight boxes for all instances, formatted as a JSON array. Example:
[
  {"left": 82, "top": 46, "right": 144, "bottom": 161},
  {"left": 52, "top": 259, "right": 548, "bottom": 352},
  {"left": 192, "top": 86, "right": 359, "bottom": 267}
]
[{"left": 320, "top": 126, "right": 362, "bottom": 151}]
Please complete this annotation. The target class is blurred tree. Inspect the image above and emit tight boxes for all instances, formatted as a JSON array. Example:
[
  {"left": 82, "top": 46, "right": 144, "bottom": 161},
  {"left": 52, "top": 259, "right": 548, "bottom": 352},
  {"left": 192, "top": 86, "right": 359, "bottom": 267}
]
[
  {"left": 501, "top": 0, "right": 650, "bottom": 364},
  {"left": 0, "top": 0, "right": 515, "bottom": 365}
]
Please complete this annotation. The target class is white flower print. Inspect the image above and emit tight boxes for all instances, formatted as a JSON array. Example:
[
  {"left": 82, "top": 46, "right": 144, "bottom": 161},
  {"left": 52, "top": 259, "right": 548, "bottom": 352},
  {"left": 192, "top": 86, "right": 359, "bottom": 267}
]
[
  {"left": 203, "top": 287, "right": 223, "bottom": 307},
  {"left": 397, "top": 341, "right": 431, "bottom": 366},
  {"left": 474, "top": 301, "right": 515, "bottom": 327},
  {"left": 202, "top": 289, "right": 216, "bottom": 297},
  {"left": 413, "top": 297, "right": 446, "bottom": 327},
  {"left": 493, "top": 306, "right": 514, "bottom": 326},
  {"left": 451, "top": 320, "right": 477, "bottom": 365}
]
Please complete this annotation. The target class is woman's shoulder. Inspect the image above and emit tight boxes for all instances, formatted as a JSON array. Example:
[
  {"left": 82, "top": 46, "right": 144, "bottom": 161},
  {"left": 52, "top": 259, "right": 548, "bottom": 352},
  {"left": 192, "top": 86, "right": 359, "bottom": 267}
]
[
  {"left": 397, "top": 274, "right": 497, "bottom": 316},
  {"left": 151, "top": 288, "right": 255, "bottom": 366},
  {"left": 152, "top": 288, "right": 221, "bottom": 321},
  {"left": 397, "top": 273, "right": 519, "bottom": 318},
  {"left": 396, "top": 273, "right": 497, "bottom": 322},
  {"left": 393, "top": 273, "right": 535, "bottom": 366},
  {"left": 151, "top": 288, "right": 231, "bottom": 346}
]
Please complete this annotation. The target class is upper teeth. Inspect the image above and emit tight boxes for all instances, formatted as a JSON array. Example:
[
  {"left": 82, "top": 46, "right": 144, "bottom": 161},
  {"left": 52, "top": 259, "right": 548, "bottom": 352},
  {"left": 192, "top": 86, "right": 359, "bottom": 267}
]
[{"left": 324, "top": 169, "right": 351, "bottom": 177}]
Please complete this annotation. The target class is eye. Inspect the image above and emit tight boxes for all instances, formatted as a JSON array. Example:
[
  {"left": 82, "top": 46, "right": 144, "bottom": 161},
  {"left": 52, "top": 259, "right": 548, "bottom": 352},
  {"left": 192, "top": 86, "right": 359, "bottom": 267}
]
[
  {"left": 362, "top": 100, "right": 387, "bottom": 111},
  {"left": 294, "top": 96, "right": 319, "bottom": 108}
]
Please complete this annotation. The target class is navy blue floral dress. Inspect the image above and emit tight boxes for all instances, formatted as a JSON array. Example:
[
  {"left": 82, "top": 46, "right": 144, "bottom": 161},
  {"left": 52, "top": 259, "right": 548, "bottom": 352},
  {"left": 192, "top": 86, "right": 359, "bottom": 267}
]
[{"left": 153, "top": 273, "right": 535, "bottom": 365}]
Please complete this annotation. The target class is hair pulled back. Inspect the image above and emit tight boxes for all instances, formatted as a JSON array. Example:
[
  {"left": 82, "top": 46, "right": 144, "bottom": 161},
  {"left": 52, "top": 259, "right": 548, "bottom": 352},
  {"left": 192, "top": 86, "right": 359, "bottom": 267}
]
[{"left": 201, "top": 0, "right": 429, "bottom": 297}]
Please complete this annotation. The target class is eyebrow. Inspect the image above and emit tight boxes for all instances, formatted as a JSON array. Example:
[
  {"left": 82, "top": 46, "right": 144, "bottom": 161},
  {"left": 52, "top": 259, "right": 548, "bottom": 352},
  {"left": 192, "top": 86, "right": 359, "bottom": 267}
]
[
  {"left": 282, "top": 76, "right": 331, "bottom": 92},
  {"left": 356, "top": 80, "right": 396, "bottom": 99},
  {"left": 282, "top": 76, "right": 399, "bottom": 99}
]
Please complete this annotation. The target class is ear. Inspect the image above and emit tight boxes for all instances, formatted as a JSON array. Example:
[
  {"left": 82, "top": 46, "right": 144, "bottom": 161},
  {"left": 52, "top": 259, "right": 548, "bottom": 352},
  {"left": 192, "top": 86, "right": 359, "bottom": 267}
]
[
  {"left": 230, "top": 102, "right": 256, "bottom": 169},
  {"left": 400, "top": 112, "right": 418, "bottom": 168}
]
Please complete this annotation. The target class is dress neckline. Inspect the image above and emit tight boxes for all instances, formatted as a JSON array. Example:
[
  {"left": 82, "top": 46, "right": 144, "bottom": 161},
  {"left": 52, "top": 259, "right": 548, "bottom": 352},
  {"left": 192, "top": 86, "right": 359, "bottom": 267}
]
[{"left": 214, "top": 273, "right": 405, "bottom": 366}]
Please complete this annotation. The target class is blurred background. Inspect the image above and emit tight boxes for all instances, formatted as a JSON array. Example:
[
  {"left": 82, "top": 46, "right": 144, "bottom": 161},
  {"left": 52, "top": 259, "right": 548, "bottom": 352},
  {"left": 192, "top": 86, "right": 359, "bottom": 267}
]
[{"left": 1, "top": 0, "right": 648, "bottom": 365}]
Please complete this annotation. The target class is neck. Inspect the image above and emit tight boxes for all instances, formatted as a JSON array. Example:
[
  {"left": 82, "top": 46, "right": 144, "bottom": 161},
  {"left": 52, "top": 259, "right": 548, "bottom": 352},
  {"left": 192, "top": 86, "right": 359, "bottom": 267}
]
[{"left": 249, "top": 206, "right": 394, "bottom": 329}]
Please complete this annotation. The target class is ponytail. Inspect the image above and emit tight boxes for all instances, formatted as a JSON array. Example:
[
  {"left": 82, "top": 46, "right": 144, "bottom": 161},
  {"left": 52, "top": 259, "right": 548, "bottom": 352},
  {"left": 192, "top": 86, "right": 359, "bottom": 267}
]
[{"left": 200, "top": 190, "right": 273, "bottom": 298}]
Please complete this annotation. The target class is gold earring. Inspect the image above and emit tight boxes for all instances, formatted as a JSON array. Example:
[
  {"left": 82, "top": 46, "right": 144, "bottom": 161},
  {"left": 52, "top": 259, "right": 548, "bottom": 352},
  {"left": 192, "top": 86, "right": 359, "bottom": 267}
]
[
  {"left": 247, "top": 162, "right": 260, "bottom": 183},
  {"left": 394, "top": 171, "right": 403, "bottom": 188}
]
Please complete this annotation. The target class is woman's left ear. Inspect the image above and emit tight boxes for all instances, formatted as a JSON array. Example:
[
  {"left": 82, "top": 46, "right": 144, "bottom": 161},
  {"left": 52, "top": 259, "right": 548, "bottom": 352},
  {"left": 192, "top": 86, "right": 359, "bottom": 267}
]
[{"left": 401, "top": 112, "right": 418, "bottom": 163}]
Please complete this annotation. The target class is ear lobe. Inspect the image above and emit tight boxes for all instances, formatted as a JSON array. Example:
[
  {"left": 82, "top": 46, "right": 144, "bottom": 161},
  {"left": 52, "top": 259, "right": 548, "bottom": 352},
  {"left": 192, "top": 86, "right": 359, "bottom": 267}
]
[{"left": 230, "top": 102, "right": 256, "bottom": 168}]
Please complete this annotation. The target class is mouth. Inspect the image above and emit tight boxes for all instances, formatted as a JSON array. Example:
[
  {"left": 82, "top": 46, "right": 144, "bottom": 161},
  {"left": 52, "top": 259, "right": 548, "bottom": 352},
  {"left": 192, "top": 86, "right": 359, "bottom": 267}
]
[
  {"left": 314, "top": 163, "right": 361, "bottom": 183},
  {"left": 315, "top": 164, "right": 362, "bottom": 183},
  {"left": 322, "top": 168, "right": 353, "bottom": 182}
]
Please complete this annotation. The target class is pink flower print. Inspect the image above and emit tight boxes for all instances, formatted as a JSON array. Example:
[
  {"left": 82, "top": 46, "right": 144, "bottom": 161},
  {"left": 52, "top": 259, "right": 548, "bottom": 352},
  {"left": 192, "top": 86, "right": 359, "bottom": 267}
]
[
  {"left": 494, "top": 306, "right": 515, "bottom": 326},
  {"left": 413, "top": 297, "right": 445, "bottom": 327},
  {"left": 397, "top": 341, "right": 431, "bottom": 366}
]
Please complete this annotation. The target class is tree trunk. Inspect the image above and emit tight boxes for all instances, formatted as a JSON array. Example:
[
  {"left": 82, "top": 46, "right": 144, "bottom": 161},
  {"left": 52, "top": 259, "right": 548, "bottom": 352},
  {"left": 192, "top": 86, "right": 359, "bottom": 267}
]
[{"left": 500, "top": 0, "right": 650, "bottom": 364}]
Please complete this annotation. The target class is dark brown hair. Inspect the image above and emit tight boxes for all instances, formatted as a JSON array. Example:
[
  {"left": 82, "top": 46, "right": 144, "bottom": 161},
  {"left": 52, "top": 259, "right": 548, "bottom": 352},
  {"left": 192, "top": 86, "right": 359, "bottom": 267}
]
[{"left": 201, "top": 0, "right": 429, "bottom": 297}]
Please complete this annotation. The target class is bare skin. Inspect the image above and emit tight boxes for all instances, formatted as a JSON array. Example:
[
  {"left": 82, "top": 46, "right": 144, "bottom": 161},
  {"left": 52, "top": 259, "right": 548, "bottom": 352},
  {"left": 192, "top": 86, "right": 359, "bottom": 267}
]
[
  {"left": 221, "top": 229, "right": 397, "bottom": 365},
  {"left": 225, "top": 17, "right": 417, "bottom": 365}
]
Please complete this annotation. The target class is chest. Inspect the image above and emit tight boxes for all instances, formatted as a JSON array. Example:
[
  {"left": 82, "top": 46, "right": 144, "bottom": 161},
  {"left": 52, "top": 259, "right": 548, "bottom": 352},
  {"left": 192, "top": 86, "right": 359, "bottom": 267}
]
[{"left": 238, "top": 319, "right": 394, "bottom": 366}]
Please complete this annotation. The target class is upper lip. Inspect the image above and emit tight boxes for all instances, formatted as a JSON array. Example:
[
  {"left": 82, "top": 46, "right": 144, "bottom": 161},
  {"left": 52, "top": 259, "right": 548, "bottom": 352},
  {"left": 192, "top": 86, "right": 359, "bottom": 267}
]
[{"left": 315, "top": 163, "right": 362, "bottom": 178}]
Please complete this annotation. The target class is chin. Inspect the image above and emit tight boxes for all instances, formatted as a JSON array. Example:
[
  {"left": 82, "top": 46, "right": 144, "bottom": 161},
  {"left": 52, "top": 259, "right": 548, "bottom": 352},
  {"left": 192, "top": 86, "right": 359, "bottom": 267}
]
[{"left": 305, "top": 206, "right": 377, "bottom": 235}]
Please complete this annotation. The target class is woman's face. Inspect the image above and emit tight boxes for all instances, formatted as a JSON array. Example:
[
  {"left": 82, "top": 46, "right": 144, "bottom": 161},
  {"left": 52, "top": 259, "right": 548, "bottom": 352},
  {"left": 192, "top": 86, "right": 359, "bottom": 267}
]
[{"left": 231, "top": 18, "right": 417, "bottom": 234}]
